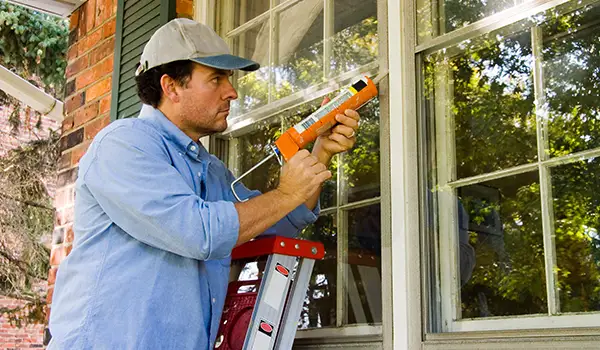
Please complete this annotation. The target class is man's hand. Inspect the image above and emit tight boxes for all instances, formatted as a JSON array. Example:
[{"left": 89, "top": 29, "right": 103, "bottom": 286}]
[
  {"left": 312, "top": 97, "right": 361, "bottom": 165},
  {"left": 276, "top": 150, "right": 332, "bottom": 204}
]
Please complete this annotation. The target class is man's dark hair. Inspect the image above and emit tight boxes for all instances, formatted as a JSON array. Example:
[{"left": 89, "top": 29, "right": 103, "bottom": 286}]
[{"left": 135, "top": 60, "right": 195, "bottom": 107}]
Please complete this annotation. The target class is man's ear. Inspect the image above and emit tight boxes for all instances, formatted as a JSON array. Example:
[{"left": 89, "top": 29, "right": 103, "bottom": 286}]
[{"left": 160, "top": 74, "right": 180, "bottom": 103}]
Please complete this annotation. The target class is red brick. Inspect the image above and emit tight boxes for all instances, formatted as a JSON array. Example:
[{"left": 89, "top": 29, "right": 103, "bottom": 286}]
[
  {"left": 54, "top": 187, "right": 73, "bottom": 209},
  {"left": 71, "top": 142, "right": 91, "bottom": 166},
  {"left": 46, "top": 287, "right": 54, "bottom": 305},
  {"left": 102, "top": 19, "right": 116, "bottom": 39},
  {"left": 74, "top": 102, "right": 99, "bottom": 127},
  {"left": 50, "top": 245, "right": 66, "bottom": 266},
  {"left": 69, "top": 8, "right": 80, "bottom": 30},
  {"left": 48, "top": 267, "right": 58, "bottom": 286},
  {"left": 64, "top": 225, "right": 75, "bottom": 244},
  {"left": 85, "top": 115, "right": 110, "bottom": 140},
  {"left": 67, "top": 44, "right": 78, "bottom": 61},
  {"left": 76, "top": 56, "right": 114, "bottom": 90},
  {"left": 78, "top": 29, "right": 102, "bottom": 56},
  {"left": 65, "top": 92, "right": 84, "bottom": 114},
  {"left": 66, "top": 55, "right": 89, "bottom": 79},
  {"left": 96, "top": 0, "right": 114, "bottom": 25},
  {"left": 59, "top": 152, "right": 71, "bottom": 170},
  {"left": 99, "top": 95, "right": 111, "bottom": 115},
  {"left": 86, "top": 77, "right": 112, "bottom": 102},
  {"left": 56, "top": 207, "right": 75, "bottom": 226},
  {"left": 62, "top": 116, "right": 75, "bottom": 133},
  {"left": 90, "top": 37, "right": 115, "bottom": 66},
  {"left": 85, "top": 0, "right": 97, "bottom": 32}
]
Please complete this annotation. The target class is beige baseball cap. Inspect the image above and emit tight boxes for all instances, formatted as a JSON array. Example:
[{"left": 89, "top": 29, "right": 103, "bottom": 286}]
[{"left": 135, "top": 18, "right": 260, "bottom": 76}]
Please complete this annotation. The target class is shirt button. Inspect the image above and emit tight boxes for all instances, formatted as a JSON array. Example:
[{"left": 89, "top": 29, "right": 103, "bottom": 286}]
[
  {"left": 212, "top": 298, "right": 216, "bottom": 304},
  {"left": 190, "top": 145, "right": 197, "bottom": 151}
]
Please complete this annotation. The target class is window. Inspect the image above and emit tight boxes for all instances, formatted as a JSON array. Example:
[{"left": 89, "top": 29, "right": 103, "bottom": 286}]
[
  {"left": 217, "top": 0, "right": 381, "bottom": 336},
  {"left": 420, "top": 0, "right": 600, "bottom": 332}
]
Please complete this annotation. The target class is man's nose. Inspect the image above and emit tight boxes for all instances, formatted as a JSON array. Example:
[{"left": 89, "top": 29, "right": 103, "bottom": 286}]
[{"left": 223, "top": 79, "right": 238, "bottom": 100}]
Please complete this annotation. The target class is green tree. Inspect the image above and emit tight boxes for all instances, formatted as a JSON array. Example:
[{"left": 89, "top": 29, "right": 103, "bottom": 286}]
[
  {"left": 425, "top": 1, "right": 600, "bottom": 318},
  {"left": 0, "top": 1, "right": 67, "bottom": 325}
]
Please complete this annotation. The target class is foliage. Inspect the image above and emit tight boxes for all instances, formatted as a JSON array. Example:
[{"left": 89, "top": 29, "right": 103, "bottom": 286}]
[
  {"left": 425, "top": 1, "right": 600, "bottom": 318},
  {"left": 0, "top": 1, "right": 66, "bottom": 325},
  {"left": 0, "top": 132, "right": 59, "bottom": 326},
  {"left": 0, "top": 1, "right": 68, "bottom": 97}
]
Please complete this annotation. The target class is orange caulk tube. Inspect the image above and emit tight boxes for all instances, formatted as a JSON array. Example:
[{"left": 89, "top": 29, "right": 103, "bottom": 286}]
[
  {"left": 274, "top": 75, "right": 378, "bottom": 161},
  {"left": 231, "top": 75, "right": 378, "bottom": 202}
]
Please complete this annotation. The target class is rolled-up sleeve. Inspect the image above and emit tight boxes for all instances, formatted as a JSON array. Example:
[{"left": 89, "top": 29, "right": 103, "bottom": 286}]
[{"left": 82, "top": 126, "right": 239, "bottom": 260}]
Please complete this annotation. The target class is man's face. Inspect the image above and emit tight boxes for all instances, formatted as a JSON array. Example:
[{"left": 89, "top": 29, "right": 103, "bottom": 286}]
[{"left": 176, "top": 63, "right": 238, "bottom": 136}]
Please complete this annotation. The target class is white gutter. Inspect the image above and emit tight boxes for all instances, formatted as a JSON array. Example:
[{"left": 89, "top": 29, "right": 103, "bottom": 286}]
[{"left": 0, "top": 64, "right": 64, "bottom": 122}]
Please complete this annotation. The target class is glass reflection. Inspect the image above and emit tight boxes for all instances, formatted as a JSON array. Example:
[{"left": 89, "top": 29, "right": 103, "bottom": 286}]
[
  {"left": 552, "top": 157, "right": 600, "bottom": 313},
  {"left": 543, "top": 5, "right": 600, "bottom": 157},
  {"left": 346, "top": 204, "right": 382, "bottom": 325},
  {"left": 458, "top": 172, "right": 547, "bottom": 318}
]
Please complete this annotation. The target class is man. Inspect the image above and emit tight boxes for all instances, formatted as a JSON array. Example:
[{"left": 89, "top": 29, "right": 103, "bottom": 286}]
[{"left": 48, "top": 18, "right": 360, "bottom": 349}]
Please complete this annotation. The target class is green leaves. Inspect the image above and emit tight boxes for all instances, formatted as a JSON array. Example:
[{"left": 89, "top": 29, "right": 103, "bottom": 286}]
[{"left": 0, "top": 2, "right": 68, "bottom": 99}]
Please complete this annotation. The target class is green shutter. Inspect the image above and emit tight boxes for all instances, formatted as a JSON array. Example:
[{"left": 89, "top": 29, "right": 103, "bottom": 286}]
[{"left": 110, "top": 0, "right": 176, "bottom": 120}]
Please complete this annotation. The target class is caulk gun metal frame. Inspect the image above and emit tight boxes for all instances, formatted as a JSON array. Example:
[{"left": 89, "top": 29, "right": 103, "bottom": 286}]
[{"left": 230, "top": 144, "right": 283, "bottom": 202}]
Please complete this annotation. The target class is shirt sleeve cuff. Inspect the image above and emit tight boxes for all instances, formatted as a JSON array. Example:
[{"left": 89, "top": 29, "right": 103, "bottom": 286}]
[
  {"left": 287, "top": 199, "right": 321, "bottom": 230},
  {"left": 206, "top": 200, "right": 239, "bottom": 260}
]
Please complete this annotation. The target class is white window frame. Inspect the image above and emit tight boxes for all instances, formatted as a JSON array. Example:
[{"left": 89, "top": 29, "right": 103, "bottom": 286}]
[
  {"left": 419, "top": 0, "right": 600, "bottom": 335},
  {"left": 200, "top": 0, "right": 392, "bottom": 344}
]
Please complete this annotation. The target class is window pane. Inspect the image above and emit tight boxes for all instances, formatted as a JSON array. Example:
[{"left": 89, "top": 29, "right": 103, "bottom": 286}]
[
  {"left": 458, "top": 172, "right": 547, "bottom": 318},
  {"left": 542, "top": 4, "right": 600, "bottom": 157},
  {"left": 233, "top": 0, "right": 270, "bottom": 26},
  {"left": 345, "top": 204, "right": 382, "bottom": 325},
  {"left": 426, "top": 30, "right": 537, "bottom": 180},
  {"left": 235, "top": 117, "right": 282, "bottom": 194},
  {"left": 443, "top": 0, "right": 526, "bottom": 33},
  {"left": 299, "top": 214, "right": 338, "bottom": 329},
  {"left": 551, "top": 157, "right": 600, "bottom": 313},
  {"left": 417, "top": 0, "right": 527, "bottom": 42},
  {"left": 344, "top": 98, "right": 380, "bottom": 203},
  {"left": 330, "top": 0, "right": 378, "bottom": 77},
  {"left": 272, "top": 0, "right": 325, "bottom": 99},
  {"left": 231, "top": 25, "right": 271, "bottom": 116}
]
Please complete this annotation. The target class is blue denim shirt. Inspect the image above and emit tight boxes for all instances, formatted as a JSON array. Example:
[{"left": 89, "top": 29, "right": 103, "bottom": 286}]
[{"left": 48, "top": 105, "right": 319, "bottom": 349}]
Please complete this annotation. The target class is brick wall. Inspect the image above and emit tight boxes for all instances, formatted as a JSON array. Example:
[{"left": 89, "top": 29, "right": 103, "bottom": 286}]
[
  {"left": 0, "top": 298, "right": 44, "bottom": 349},
  {"left": 0, "top": 106, "right": 59, "bottom": 157},
  {"left": 46, "top": 0, "right": 195, "bottom": 339}
]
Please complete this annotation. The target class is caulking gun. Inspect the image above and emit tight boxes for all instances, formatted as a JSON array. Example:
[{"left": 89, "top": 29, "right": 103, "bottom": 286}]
[{"left": 230, "top": 74, "right": 383, "bottom": 202}]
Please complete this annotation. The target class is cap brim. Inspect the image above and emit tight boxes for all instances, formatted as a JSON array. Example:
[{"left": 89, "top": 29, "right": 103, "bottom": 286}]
[{"left": 191, "top": 54, "right": 260, "bottom": 72}]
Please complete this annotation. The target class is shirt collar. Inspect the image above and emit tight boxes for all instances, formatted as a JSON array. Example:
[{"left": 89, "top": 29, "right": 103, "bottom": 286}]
[{"left": 139, "top": 104, "right": 210, "bottom": 161}]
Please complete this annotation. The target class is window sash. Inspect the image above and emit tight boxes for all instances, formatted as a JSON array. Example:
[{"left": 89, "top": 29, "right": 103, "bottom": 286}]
[{"left": 424, "top": 0, "right": 600, "bottom": 332}]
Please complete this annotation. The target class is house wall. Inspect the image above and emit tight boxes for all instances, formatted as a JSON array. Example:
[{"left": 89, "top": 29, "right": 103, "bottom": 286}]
[{"left": 46, "top": 0, "right": 195, "bottom": 341}]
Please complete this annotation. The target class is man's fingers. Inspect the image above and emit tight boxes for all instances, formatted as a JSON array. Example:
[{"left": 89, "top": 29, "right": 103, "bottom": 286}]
[
  {"left": 311, "top": 162, "right": 327, "bottom": 174},
  {"left": 289, "top": 149, "right": 311, "bottom": 164},
  {"left": 328, "top": 133, "right": 355, "bottom": 147},
  {"left": 334, "top": 113, "right": 359, "bottom": 129},
  {"left": 316, "top": 170, "right": 332, "bottom": 183},
  {"left": 331, "top": 124, "right": 356, "bottom": 139}
]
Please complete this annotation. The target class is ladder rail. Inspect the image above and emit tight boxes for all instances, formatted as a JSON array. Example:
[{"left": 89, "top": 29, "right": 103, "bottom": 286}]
[{"left": 274, "top": 257, "right": 315, "bottom": 349}]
